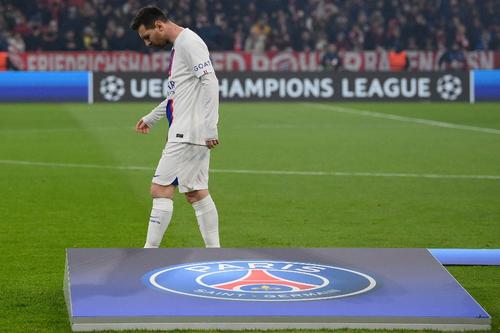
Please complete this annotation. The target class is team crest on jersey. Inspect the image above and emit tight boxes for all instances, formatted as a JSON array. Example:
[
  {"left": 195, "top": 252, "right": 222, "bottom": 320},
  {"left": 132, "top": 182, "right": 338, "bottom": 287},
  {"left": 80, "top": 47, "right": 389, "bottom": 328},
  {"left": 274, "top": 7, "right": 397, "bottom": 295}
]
[
  {"left": 166, "top": 80, "right": 175, "bottom": 98},
  {"left": 143, "top": 260, "right": 376, "bottom": 301}
]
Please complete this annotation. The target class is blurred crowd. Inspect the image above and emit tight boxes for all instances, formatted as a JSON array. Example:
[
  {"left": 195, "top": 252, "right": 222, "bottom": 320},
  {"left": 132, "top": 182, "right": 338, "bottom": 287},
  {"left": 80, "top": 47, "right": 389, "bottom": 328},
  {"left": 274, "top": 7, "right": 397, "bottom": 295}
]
[{"left": 0, "top": 0, "right": 499, "bottom": 54}]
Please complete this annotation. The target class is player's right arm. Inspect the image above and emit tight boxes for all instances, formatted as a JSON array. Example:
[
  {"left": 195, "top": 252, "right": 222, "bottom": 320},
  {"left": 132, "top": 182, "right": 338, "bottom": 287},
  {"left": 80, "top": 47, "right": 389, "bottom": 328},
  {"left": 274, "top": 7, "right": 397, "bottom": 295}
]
[{"left": 135, "top": 99, "right": 168, "bottom": 134}]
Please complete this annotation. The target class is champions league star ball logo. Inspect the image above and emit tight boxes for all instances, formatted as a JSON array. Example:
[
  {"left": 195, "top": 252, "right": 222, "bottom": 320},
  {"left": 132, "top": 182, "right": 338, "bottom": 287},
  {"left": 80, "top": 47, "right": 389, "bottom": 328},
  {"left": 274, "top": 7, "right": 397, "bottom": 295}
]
[
  {"left": 436, "top": 74, "right": 463, "bottom": 101},
  {"left": 100, "top": 75, "right": 125, "bottom": 101},
  {"left": 143, "top": 261, "right": 376, "bottom": 301}
]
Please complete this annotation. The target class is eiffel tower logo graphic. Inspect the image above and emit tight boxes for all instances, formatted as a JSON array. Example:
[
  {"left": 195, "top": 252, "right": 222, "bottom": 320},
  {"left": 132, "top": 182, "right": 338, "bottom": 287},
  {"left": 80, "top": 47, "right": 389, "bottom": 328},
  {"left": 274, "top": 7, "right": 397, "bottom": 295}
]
[{"left": 211, "top": 269, "right": 319, "bottom": 292}]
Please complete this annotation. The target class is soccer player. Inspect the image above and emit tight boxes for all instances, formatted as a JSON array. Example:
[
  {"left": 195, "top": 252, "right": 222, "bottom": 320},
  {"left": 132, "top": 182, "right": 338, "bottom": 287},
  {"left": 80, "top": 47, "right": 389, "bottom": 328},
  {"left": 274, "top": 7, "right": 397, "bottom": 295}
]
[{"left": 130, "top": 6, "right": 220, "bottom": 248}]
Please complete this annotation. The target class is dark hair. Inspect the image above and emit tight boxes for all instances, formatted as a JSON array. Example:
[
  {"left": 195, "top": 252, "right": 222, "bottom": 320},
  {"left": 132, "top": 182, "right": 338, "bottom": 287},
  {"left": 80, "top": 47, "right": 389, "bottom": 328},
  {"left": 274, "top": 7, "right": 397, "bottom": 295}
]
[{"left": 130, "top": 6, "right": 168, "bottom": 30}]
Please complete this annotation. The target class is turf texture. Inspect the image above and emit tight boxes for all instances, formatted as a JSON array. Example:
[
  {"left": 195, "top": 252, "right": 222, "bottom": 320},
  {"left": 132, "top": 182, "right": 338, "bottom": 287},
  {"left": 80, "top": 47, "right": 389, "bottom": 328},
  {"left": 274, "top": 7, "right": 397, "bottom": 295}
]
[{"left": 0, "top": 102, "right": 499, "bottom": 332}]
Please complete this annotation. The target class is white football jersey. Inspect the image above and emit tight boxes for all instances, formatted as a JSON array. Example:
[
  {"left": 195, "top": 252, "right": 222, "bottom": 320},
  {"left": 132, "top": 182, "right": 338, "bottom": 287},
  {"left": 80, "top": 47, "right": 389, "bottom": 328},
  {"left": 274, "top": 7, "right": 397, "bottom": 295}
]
[{"left": 143, "top": 28, "right": 218, "bottom": 145}]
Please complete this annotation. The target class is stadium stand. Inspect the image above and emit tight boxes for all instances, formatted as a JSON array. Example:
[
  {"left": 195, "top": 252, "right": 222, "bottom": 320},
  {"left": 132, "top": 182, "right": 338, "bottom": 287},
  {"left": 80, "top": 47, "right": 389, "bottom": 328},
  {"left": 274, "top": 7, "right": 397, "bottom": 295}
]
[{"left": 0, "top": 0, "right": 498, "bottom": 53}]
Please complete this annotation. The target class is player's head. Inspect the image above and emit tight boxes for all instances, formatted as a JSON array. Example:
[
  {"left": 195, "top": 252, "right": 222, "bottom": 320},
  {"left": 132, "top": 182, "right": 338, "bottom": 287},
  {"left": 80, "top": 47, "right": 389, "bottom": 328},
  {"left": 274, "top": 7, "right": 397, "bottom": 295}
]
[{"left": 130, "top": 6, "right": 170, "bottom": 48}]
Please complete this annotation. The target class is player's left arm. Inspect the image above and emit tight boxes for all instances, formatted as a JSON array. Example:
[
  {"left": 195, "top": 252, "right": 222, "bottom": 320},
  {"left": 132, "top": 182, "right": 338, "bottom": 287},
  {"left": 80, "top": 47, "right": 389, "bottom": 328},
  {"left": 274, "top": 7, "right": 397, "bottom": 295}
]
[
  {"left": 200, "top": 72, "right": 219, "bottom": 149},
  {"left": 186, "top": 38, "right": 220, "bottom": 149}
]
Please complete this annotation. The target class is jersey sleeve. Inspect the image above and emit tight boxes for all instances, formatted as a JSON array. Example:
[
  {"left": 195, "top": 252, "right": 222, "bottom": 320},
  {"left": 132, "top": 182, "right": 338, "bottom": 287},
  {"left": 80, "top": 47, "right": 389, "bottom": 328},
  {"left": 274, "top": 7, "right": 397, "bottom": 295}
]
[
  {"left": 142, "top": 99, "right": 167, "bottom": 127},
  {"left": 184, "top": 36, "right": 214, "bottom": 78},
  {"left": 200, "top": 72, "right": 219, "bottom": 140}
]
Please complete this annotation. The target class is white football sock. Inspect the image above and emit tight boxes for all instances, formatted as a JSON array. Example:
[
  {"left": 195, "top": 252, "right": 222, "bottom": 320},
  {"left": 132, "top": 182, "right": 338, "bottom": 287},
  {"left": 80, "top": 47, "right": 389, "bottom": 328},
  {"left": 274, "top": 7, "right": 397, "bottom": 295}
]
[
  {"left": 192, "top": 195, "right": 220, "bottom": 248},
  {"left": 144, "top": 198, "right": 173, "bottom": 248}
]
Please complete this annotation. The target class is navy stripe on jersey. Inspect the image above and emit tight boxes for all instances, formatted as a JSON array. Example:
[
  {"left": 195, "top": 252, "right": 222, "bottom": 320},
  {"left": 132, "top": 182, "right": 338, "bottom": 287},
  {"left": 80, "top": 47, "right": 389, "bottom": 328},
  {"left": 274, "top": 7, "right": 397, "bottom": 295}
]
[
  {"left": 165, "top": 48, "right": 175, "bottom": 127},
  {"left": 166, "top": 99, "right": 173, "bottom": 126}
]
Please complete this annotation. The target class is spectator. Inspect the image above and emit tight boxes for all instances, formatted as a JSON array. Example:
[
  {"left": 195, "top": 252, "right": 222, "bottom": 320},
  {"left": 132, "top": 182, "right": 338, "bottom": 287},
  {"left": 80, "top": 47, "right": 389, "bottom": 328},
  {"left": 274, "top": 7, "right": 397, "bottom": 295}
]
[
  {"left": 0, "top": 32, "right": 9, "bottom": 51},
  {"left": 0, "top": 0, "right": 498, "bottom": 52},
  {"left": 321, "top": 43, "right": 342, "bottom": 71},
  {"left": 60, "top": 6, "right": 84, "bottom": 35},
  {"left": 8, "top": 33, "right": 26, "bottom": 53},
  {"left": 455, "top": 24, "right": 470, "bottom": 50},
  {"left": 245, "top": 16, "right": 271, "bottom": 52},
  {"left": 82, "top": 26, "right": 99, "bottom": 51},
  {"left": 233, "top": 24, "right": 245, "bottom": 51},
  {"left": 388, "top": 45, "right": 410, "bottom": 71},
  {"left": 62, "top": 30, "right": 81, "bottom": 51},
  {"left": 214, "top": 19, "right": 234, "bottom": 51},
  {"left": 109, "top": 27, "right": 128, "bottom": 50},
  {"left": 41, "top": 20, "right": 59, "bottom": 50},
  {"left": 24, "top": 23, "right": 43, "bottom": 50},
  {"left": 439, "top": 43, "right": 467, "bottom": 70},
  {"left": 493, "top": 26, "right": 500, "bottom": 50},
  {"left": 0, "top": 51, "right": 7, "bottom": 71}
]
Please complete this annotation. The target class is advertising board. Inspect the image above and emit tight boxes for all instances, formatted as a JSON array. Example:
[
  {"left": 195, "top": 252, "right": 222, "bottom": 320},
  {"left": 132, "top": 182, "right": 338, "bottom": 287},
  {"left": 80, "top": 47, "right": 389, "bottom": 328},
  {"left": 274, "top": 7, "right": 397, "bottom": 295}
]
[{"left": 93, "top": 72, "right": 470, "bottom": 103}]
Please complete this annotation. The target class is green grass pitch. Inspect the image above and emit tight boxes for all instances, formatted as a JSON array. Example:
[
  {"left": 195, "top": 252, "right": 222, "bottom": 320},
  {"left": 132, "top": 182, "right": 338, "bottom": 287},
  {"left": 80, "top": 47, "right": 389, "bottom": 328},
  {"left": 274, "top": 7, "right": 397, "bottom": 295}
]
[{"left": 0, "top": 101, "right": 499, "bottom": 332}]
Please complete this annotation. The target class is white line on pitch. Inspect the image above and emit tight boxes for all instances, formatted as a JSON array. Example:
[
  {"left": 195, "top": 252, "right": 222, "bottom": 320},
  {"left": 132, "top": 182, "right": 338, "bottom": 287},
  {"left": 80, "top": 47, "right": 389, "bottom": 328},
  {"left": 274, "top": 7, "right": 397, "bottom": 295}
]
[
  {"left": 303, "top": 103, "right": 500, "bottom": 135},
  {"left": 0, "top": 160, "right": 152, "bottom": 171},
  {"left": 0, "top": 126, "right": 133, "bottom": 133},
  {"left": 1, "top": 159, "right": 499, "bottom": 180},
  {"left": 210, "top": 168, "right": 500, "bottom": 180}
]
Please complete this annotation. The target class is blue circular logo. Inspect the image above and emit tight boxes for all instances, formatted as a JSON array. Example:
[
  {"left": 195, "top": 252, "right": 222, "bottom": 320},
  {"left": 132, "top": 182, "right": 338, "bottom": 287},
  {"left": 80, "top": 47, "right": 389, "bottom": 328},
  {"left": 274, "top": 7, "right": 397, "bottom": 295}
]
[{"left": 143, "top": 260, "right": 376, "bottom": 301}]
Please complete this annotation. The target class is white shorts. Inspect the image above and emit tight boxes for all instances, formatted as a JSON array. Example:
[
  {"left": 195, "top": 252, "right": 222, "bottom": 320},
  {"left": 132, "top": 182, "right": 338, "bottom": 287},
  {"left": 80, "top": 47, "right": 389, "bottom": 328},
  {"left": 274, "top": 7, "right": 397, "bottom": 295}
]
[{"left": 152, "top": 142, "right": 210, "bottom": 193}]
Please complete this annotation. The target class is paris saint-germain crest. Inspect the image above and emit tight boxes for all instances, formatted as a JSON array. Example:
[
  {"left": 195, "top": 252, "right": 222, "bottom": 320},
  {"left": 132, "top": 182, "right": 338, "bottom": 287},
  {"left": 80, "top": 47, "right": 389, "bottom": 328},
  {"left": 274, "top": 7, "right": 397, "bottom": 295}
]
[{"left": 143, "top": 260, "right": 376, "bottom": 301}]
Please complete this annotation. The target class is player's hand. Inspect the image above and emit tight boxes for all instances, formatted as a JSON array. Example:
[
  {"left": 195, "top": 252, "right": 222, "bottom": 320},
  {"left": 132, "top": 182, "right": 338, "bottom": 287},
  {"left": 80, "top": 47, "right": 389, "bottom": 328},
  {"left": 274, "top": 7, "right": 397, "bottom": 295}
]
[
  {"left": 135, "top": 119, "right": 150, "bottom": 134},
  {"left": 206, "top": 138, "right": 219, "bottom": 149}
]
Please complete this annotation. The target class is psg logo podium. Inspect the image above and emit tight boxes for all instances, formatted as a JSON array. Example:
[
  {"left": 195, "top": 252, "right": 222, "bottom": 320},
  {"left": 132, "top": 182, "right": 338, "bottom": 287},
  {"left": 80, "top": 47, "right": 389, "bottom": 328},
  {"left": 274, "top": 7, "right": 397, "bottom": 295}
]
[
  {"left": 144, "top": 260, "right": 376, "bottom": 302},
  {"left": 64, "top": 248, "right": 490, "bottom": 331}
]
